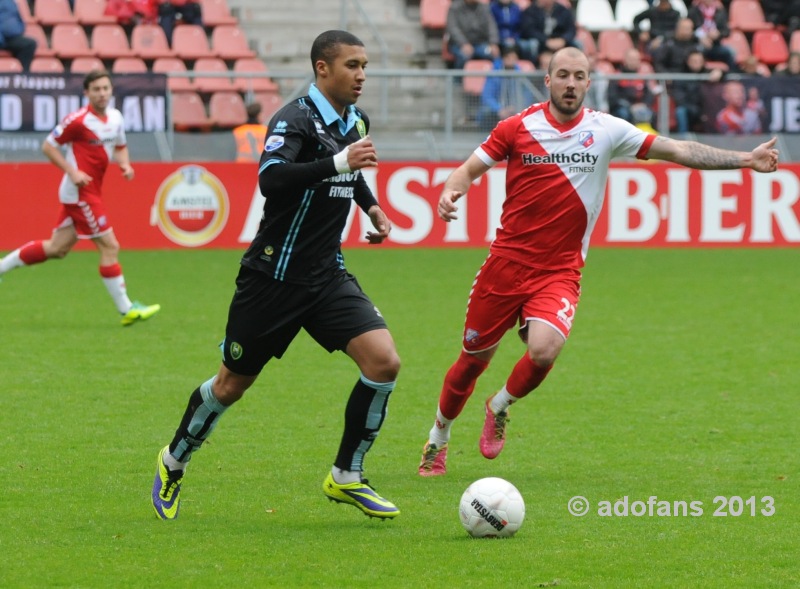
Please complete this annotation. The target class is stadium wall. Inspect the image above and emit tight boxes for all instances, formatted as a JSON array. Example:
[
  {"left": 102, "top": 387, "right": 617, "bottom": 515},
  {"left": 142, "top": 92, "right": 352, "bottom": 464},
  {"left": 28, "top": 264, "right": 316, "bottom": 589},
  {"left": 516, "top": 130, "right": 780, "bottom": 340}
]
[{"left": 1, "top": 161, "right": 798, "bottom": 249}]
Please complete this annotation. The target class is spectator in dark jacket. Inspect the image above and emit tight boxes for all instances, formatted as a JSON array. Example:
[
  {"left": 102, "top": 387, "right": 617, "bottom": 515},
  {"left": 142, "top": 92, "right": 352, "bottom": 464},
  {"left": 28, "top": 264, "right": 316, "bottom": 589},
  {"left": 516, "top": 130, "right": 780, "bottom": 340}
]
[
  {"left": 447, "top": 0, "right": 500, "bottom": 69},
  {"left": 607, "top": 48, "right": 654, "bottom": 124},
  {"left": 490, "top": 0, "right": 523, "bottom": 51},
  {"left": 653, "top": 18, "right": 703, "bottom": 72},
  {"left": 0, "top": 0, "right": 37, "bottom": 71},
  {"left": 518, "top": 0, "right": 577, "bottom": 65},
  {"left": 687, "top": 0, "right": 736, "bottom": 71},
  {"left": 632, "top": 0, "right": 681, "bottom": 58},
  {"left": 761, "top": 0, "right": 800, "bottom": 39},
  {"left": 671, "top": 49, "right": 724, "bottom": 134}
]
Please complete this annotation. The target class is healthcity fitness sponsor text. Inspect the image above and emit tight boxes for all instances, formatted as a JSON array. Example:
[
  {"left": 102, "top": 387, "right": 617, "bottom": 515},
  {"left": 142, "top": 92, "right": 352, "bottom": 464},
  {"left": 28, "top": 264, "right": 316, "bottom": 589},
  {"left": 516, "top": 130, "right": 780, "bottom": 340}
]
[{"left": 566, "top": 495, "right": 776, "bottom": 518}]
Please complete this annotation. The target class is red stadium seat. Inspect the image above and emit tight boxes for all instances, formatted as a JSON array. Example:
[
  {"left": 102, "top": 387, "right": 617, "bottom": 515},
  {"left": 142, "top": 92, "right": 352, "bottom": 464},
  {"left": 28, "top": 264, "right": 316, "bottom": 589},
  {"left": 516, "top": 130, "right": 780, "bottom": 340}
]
[
  {"left": 420, "top": 0, "right": 449, "bottom": 31},
  {"left": 16, "top": 0, "right": 36, "bottom": 24},
  {"left": 131, "top": 24, "right": 173, "bottom": 60},
  {"left": 172, "top": 25, "right": 216, "bottom": 60},
  {"left": 597, "top": 29, "right": 634, "bottom": 64},
  {"left": 34, "top": 0, "right": 78, "bottom": 26},
  {"left": 51, "top": 24, "right": 96, "bottom": 59},
  {"left": 30, "top": 56, "right": 66, "bottom": 72},
  {"left": 171, "top": 91, "right": 213, "bottom": 131},
  {"left": 199, "top": 0, "right": 238, "bottom": 27},
  {"left": 253, "top": 91, "right": 284, "bottom": 123},
  {"left": 70, "top": 56, "right": 105, "bottom": 73},
  {"left": 152, "top": 57, "right": 193, "bottom": 91},
  {"left": 73, "top": 0, "right": 117, "bottom": 25},
  {"left": 209, "top": 91, "right": 248, "bottom": 127},
  {"left": 112, "top": 57, "right": 148, "bottom": 73},
  {"left": 728, "top": 0, "right": 773, "bottom": 32},
  {"left": 722, "top": 29, "right": 752, "bottom": 65},
  {"left": 518, "top": 60, "right": 535, "bottom": 72},
  {"left": 232, "top": 58, "right": 279, "bottom": 93},
  {"left": 192, "top": 57, "right": 234, "bottom": 93},
  {"left": 790, "top": 30, "right": 800, "bottom": 54},
  {"left": 751, "top": 29, "right": 789, "bottom": 66},
  {"left": 211, "top": 25, "right": 256, "bottom": 61},
  {"left": 575, "top": 27, "right": 597, "bottom": 59},
  {"left": 0, "top": 56, "right": 24, "bottom": 73},
  {"left": 91, "top": 24, "right": 136, "bottom": 59},
  {"left": 26, "top": 24, "right": 57, "bottom": 57},
  {"left": 462, "top": 59, "right": 493, "bottom": 96}
]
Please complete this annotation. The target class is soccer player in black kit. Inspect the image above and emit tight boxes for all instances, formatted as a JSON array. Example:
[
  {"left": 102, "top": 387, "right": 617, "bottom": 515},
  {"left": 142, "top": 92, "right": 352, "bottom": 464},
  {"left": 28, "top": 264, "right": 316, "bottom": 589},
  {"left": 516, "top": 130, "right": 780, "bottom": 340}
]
[{"left": 152, "top": 30, "right": 401, "bottom": 520}]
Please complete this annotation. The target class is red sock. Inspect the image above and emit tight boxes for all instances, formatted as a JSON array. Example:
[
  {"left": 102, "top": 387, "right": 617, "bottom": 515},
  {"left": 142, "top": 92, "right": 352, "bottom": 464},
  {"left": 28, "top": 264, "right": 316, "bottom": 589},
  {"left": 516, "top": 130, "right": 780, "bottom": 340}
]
[
  {"left": 99, "top": 263, "right": 123, "bottom": 278},
  {"left": 19, "top": 241, "right": 47, "bottom": 265},
  {"left": 438, "top": 351, "right": 489, "bottom": 420},
  {"left": 506, "top": 354, "right": 552, "bottom": 399}
]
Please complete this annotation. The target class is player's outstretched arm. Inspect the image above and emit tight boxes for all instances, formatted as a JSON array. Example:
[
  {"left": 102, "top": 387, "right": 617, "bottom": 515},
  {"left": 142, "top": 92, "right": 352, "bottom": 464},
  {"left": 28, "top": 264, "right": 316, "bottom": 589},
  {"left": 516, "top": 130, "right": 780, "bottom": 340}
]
[
  {"left": 646, "top": 136, "right": 779, "bottom": 173},
  {"left": 438, "top": 154, "right": 492, "bottom": 222}
]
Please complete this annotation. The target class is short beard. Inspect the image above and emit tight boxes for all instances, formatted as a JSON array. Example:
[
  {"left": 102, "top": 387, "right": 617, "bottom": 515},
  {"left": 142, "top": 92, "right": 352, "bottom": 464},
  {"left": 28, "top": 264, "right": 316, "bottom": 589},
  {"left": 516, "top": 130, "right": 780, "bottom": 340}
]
[{"left": 551, "top": 95, "right": 582, "bottom": 117}]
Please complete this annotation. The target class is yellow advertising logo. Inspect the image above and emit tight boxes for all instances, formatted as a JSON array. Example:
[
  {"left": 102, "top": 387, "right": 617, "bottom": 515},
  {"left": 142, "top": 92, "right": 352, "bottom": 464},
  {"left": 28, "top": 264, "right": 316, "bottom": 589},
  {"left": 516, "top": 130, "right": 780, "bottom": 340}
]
[{"left": 151, "top": 165, "right": 229, "bottom": 247}]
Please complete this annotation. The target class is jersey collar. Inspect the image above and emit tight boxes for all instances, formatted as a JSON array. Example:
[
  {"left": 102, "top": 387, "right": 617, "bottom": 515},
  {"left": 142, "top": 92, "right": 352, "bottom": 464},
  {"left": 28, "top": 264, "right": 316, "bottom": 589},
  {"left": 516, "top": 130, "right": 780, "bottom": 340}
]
[{"left": 309, "top": 83, "right": 357, "bottom": 135}]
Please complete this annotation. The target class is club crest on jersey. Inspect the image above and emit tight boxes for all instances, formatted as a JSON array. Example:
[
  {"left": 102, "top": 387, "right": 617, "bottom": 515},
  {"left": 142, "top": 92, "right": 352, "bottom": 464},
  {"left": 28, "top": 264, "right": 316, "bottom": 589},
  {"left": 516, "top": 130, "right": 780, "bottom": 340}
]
[
  {"left": 356, "top": 119, "right": 366, "bottom": 138},
  {"left": 578, "top": 131, "right": 594, "bottom": 148},
  {"left": 465, "top": 328, "right": 480, "bottom": 345}
]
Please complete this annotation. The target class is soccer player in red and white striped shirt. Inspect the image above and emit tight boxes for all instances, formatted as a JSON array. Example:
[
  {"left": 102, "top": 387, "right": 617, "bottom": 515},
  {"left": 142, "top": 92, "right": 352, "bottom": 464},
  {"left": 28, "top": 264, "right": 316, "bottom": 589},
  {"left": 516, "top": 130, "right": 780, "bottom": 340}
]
[
  {"left": 419, "top": 47, "right": 779, "bottom": 476},
  {"left": 0, "top": 70, "right": 159, "bottom": 326}
]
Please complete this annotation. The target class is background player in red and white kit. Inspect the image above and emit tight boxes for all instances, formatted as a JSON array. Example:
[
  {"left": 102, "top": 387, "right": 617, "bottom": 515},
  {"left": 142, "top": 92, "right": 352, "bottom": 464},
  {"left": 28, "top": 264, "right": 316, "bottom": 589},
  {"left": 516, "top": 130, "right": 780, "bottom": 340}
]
[
  {"left": 0, "top": 70, "right": 160, "bottom": 326},
  {"left": 418, "top": 47, "right": 779, "bottom": 476}
]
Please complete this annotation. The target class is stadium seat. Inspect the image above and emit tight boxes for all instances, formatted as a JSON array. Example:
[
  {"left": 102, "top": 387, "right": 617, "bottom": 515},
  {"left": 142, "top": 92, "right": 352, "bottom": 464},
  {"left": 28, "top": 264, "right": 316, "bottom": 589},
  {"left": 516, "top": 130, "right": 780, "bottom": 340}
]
[
  {"left": 790, "top": 30, "right": 800, "bottom": 53},
  {"left": 91, "top": 24, "right": 136, "bottom": 59},
  {"left": 420, "top": 0, "right": 449, "bottom": 31},
  {"left": 462, "top": 59, "right": 493, "bottom": 96},
  {"left": 171, "top": 91, "right": 213, "bottom": 131},
  {"left": 575, "top": 0, "right": 617, "bottom": 32},
  {"left": 172, "top": 24, "right": 216, "bottom": 60},
  {"left": 192, "top": 57, "right": 234, "bottom": 93},
  {"left": 253, "top": 91, "right": 284, "bottom": 123},
  {"left": 29, "top": 56, "right": 66, "bottom": 72},
  {"left": 73, "top": 0, "right": 117, "bottom": 25},
  {"left": 751, "top": 29, "right": 789, "bottom": 66},
  {"left": 70, "top": 56, "right": 105, "bottom": 73},
  {"left": 26, "top": 24, "right": 57, "bottom": 57},
  {"left": 131, "top": 24, "right": 173, "bottom": 60},
  {"left": 152, "top": 57, "right": 193, "bottom": 91},
  {"left": 112, "top": 56, "right": 148, "bottom": 73},
  {"left": 518, "top": 59, "right": 535, "bottom": 72},
  {"left": 211, "top": 25, "right": 256, "bottom": 61},
  {"left": 199, "top": 0, "right": 238, "bottom": 27},
  {"left": 51, "top": 24, "right": 96, "bottom": 59},
  {"left": 597, "top": 29, "right": 634, "bottom": 64},
  {"left": 34, "top": 0, "right": 78, "bottom": 26},
  {"left": 15, "top": 0, "right": 36, "bottom": 24},
  {"left": 574, "top": 27, "right": 597, "bottom": 59},
  {"left": 0, "top": 56, "right": 24, "bottom": 73},
  {"left": 728, "top": 0, "right": 773, "bottom": 33},
  {"left": 593, "top": 59, "right": 616, "bottom": 74},
  {"left": 614, "top": 0, "right": 650, "bottom": 32},
  {"left": 232, "top": 58, "right": 279, "bottom": 93},
  {"left": 209, "top": 91, "right": 248, "bottom": 127},
  {"left": 721, "top": 30, "right": 752, "bottom": 65}
]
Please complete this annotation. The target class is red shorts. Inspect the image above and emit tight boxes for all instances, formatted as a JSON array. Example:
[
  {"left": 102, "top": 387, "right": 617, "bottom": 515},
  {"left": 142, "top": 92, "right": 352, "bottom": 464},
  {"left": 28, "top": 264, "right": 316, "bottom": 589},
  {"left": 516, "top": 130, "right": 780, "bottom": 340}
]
[
  {"left": 55, "top": 197, "right": 112, "bottom": 239},
  {"left": 461, "top": 254, "right": 581, "bottom": 352}
]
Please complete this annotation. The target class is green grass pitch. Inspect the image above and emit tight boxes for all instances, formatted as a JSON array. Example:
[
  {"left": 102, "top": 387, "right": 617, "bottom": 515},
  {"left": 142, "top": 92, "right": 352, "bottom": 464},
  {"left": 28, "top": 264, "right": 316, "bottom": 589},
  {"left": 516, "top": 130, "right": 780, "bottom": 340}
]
[{"left": 1, "top": 247, "right": 798, "bottom": 588}]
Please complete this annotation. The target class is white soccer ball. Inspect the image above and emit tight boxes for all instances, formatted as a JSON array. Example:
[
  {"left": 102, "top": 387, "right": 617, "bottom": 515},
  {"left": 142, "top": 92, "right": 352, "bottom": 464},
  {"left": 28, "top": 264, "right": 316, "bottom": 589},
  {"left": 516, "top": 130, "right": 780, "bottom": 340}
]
[{"left": 459, "top": 477, "right": 525, "bottom": 538}]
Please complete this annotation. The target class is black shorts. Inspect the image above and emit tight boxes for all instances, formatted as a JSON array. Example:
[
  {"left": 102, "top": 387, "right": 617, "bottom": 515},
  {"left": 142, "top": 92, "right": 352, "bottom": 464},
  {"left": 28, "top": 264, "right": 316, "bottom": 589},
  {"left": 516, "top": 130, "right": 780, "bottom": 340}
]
[{"left": 221, "top": 266, "right": 388, "bottom": 375}]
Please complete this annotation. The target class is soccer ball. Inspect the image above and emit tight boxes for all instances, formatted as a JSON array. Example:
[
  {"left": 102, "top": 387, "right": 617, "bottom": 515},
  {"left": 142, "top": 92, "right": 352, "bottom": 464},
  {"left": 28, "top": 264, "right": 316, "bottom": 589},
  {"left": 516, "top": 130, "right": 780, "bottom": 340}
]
[{"left": 459, "top": 477, "right": 525, "bottom": 538}]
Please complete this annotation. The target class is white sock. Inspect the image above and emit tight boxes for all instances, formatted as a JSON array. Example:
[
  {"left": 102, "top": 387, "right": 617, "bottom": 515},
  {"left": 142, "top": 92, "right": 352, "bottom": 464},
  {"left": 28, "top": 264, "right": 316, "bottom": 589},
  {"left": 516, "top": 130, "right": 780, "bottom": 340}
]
[
  {"left": 163, "top": 450, "right": 187, "bottom": 473},
  {"left": 102, "top": 274, "right": 133, "bottom": 314},
  {"left": 428, "top": 407, "right": 453, "bottom": 447},
  {"left": 490, "top": 386, "right": 517, "bottom": 415},
  {"left": 0, "top": 249, "right": 23, "bottom": 274},
  {"left": 332, "top": 467, "right": 360, "bottom": 484}
]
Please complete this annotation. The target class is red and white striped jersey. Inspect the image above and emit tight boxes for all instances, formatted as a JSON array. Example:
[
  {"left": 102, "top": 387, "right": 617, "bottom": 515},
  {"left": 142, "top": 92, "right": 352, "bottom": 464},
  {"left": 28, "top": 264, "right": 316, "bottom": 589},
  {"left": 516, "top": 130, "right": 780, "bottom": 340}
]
[
  {"left": 475, "top": 101, "right": 656, "bottom": 270},
  {"left": 45, "top": 105, "right": 127, "bottom": 204}
]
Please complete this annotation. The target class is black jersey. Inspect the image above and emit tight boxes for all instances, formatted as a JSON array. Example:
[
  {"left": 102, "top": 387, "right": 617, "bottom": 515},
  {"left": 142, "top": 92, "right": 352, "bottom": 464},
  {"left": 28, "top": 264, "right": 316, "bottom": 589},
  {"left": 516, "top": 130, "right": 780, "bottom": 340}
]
[{"left": 241, "top": 85, "right": 379, "bottom": 286}]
